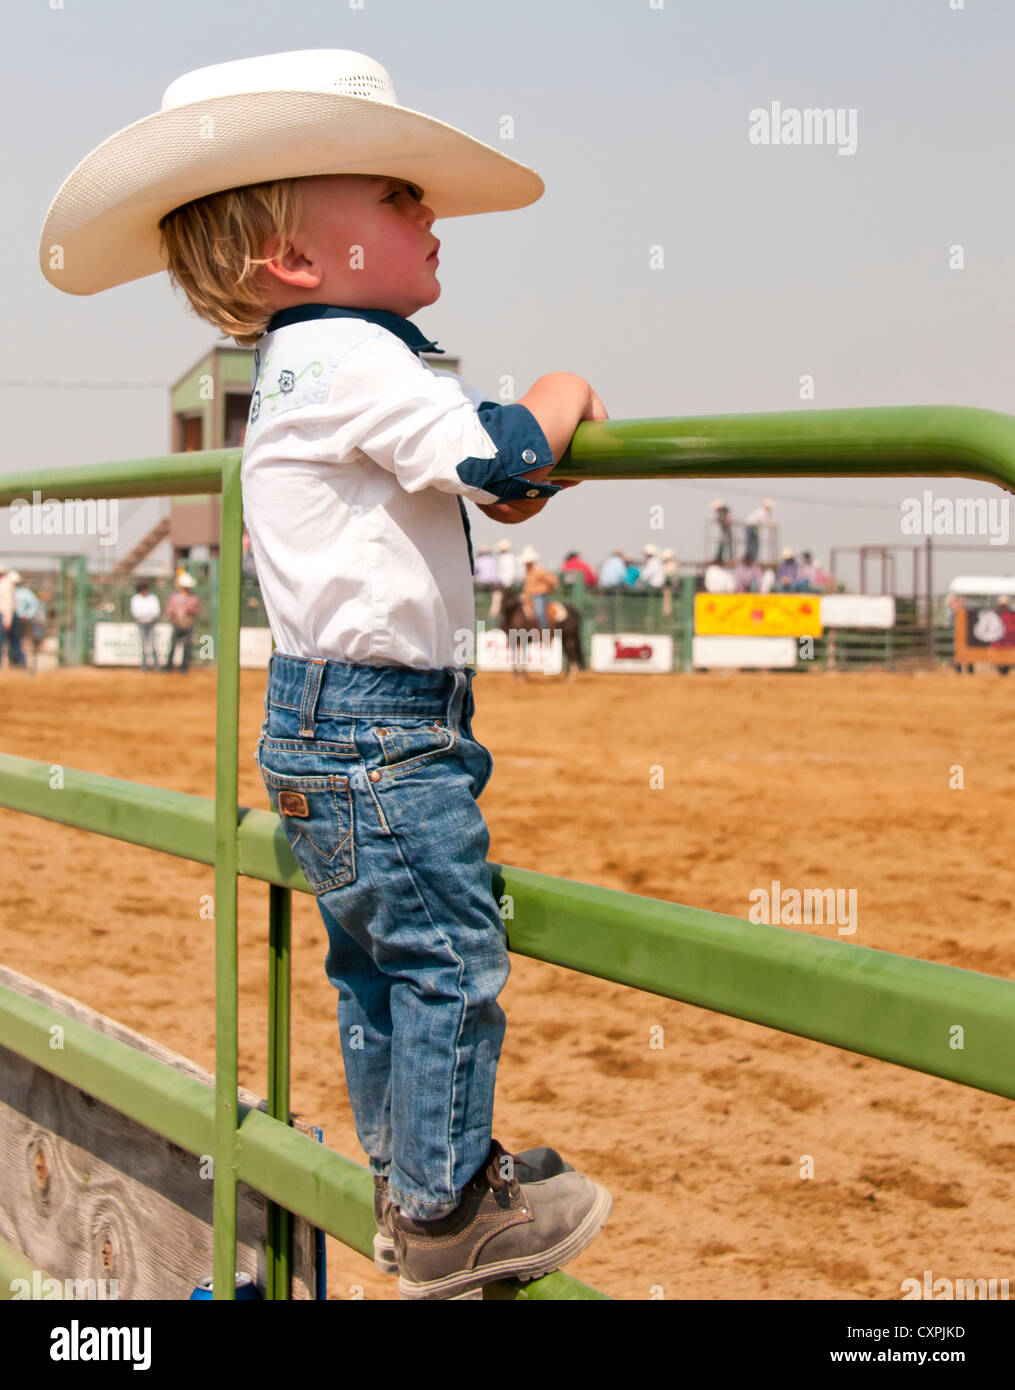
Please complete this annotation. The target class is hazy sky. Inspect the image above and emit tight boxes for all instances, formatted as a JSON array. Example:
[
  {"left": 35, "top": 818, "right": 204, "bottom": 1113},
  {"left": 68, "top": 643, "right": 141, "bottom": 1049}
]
[{"left": 4, "top": 0, "right": 1015, "bottom": 591}]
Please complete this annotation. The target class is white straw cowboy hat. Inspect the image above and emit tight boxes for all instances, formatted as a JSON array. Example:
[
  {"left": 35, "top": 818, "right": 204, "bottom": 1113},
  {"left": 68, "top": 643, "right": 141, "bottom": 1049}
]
[
  {"left": 518, "top": 546, "right": 540, "bottom": 564},
  {"left": 39, "top": 49, "right": 545, "bottom": 296},
  {"left": 178, "top": 573, "right": 197, "bottom": 588}
]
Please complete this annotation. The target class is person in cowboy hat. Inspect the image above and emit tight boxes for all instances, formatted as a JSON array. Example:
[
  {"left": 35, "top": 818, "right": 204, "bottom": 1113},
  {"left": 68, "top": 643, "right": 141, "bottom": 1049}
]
[
  {"left": 518, "top": 545, "right": 558, "bottom": 629},
  {"left": 638, "top": 543, "right": 665, "bottom": 589},
  {"left": 40, "top": 49, "right": 611, "bottom": 1298},
  {"left": 744, "top": 498, "right": 774, "bottom": 564},
  {"left": 0, "top": 566, "right": 27, "bottom": 670},
  {"left": 162, "top": 572, "right": 201, "bottom": 672},
  {"left": 776, "top": 546, "right": 798, "bottom": 592}
]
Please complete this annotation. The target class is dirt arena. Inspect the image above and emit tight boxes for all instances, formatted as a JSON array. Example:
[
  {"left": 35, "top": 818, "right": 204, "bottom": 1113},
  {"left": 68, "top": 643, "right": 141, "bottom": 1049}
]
[{"left": 1, "top": 664, "right": 1013, "bottom": 1301}]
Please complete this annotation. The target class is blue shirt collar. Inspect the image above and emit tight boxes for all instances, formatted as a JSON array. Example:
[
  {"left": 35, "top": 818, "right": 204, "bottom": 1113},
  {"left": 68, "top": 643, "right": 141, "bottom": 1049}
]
[{"left": 262, "top": 304, "right": 444, "bottom": 356}]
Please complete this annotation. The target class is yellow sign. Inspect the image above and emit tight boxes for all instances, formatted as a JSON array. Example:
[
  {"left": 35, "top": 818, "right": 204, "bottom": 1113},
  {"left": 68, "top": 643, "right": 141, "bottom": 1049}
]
[{"left": 695, "top": 593, "right": 823, "bottom": 636}]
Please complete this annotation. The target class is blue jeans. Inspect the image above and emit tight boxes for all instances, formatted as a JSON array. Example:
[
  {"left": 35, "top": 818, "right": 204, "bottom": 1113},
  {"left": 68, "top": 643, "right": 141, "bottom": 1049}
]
[
  {"left": 0, "top": 619, "right": 25, "bottom": 668},
  {"left": 254, "top": 654, "right": 508, "bottom": 1220},
  {"left": 137, "top": 621, "right": 158, "bottom": 668}
]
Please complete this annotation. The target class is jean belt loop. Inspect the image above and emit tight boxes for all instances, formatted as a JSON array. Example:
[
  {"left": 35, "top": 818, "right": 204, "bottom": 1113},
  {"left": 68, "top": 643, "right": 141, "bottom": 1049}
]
[
  {"left": 299, "top": 658, "right": 327, "bottom": 739},
  {"left": 447, "top": 665, "right": 465, "bottom": 734}
]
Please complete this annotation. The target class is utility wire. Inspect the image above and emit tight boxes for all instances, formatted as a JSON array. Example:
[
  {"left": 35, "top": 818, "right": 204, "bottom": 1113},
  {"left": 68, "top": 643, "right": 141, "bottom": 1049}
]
[{"left": 0, "top": 379, "right": 165, "bottom": 390}]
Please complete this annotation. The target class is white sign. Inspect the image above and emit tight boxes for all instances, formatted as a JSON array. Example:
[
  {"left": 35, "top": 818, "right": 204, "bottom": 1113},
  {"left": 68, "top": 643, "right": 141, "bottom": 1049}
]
[
  {"left": 93, "top": 622, "right": 273, "bottom": 667},
  {"left": 693, "top": 635, "right": 798, "bottom": 669},
  {"left": 94, "top": 622, "right": 174, "bottom": 666},
  {"left": 590, "top": 633, "right": 673, "bottom": 673},
  {"left": 476, "top": 626, "right": 562, "bottom": 674},
  {"left": 819, "top": 594, "right": 895, "bottom": 629}
]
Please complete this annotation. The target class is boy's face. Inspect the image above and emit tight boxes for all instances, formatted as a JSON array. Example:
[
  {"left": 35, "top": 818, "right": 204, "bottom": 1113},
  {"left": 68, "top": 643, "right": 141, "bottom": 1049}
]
[{"left": 258, "top": 174, "right": 440, "bottom": 318}]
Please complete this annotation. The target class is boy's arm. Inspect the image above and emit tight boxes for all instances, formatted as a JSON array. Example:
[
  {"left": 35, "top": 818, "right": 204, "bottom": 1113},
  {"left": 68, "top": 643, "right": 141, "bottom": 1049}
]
[
  {"left": 325, "top": 334, "right": 564, "bottom": 506},
  {"left": 476, "top": 373, "right": 605, "bottom": 523}
]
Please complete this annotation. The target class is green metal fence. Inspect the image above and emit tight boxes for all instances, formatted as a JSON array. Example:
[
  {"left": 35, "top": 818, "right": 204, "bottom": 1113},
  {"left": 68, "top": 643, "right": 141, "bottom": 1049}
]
[{"left": 2, "top": 406, "right": 1015, "bottom": 1300}]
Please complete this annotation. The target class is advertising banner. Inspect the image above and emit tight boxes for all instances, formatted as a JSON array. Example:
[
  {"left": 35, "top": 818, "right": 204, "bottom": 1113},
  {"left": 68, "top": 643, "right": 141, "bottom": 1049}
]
[{"left": 695, "top": 594, "right": 822, "bottom": 637}]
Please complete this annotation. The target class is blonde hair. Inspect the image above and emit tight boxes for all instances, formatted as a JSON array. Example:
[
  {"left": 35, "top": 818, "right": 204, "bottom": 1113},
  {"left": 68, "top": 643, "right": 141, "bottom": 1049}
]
[{"left": 158, "top": 179, "right": 305, "bottom": 347}]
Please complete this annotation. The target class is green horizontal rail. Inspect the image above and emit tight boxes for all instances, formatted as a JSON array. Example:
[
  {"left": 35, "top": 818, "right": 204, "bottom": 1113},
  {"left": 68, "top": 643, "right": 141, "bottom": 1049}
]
[
  {"left": 556, "top": 405, "right": 1015, "bottom": 493},
  {"left": 3, "top": 406, "right": 1015, "bottom": 510},
  {"left": 1, "top": 751, "right": 1013, "bottom": 1102},
  {"left": 0, "top": 981, "right": 604, "bottom": 1300},
  {"left": 0, "top": 450, "right": 233, "bottom": 504}
]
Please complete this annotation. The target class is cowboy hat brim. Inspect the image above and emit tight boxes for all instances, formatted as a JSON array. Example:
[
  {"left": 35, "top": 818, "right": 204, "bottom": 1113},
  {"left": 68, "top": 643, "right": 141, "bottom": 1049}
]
[{"left": 39, "top": 90, "right": 544, "bottom": 295}]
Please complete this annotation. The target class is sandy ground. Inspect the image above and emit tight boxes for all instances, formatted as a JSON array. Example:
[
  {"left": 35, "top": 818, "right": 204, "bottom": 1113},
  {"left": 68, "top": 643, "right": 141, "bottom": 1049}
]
[{"left": 1, "top": 664, "right": 1013, "bottom": 1301}]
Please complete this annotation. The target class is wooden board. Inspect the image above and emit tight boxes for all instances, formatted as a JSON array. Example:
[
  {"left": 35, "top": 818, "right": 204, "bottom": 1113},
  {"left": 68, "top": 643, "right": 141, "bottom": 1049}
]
[{"left": 0, "top": 964, "right": 320, "bottom": 1300}]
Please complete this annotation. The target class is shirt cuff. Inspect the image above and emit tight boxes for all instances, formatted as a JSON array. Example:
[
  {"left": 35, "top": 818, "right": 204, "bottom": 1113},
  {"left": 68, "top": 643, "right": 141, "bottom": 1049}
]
[{"left": 455, "top": 403, "right": 562, "bottom": 503}]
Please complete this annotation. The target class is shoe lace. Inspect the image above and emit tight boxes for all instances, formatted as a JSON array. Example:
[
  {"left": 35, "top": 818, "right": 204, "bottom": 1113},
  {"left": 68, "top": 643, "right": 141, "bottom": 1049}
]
[{"left": 482, "top": 1139, "right": 521, "bottom": 1198}]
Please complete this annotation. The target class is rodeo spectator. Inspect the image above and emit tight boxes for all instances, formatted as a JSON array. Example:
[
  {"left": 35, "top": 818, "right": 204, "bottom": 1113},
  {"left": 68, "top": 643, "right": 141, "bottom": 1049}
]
[
  {"left": 163, "top": 573, "right": 201, "bottom": 673},
  {"left": 241, "top": 529, "right": 258, "bottom": 577},
  {"left": 130, "top": 579, "right": 161, "bottom": 670},
  {"left": 710, "top": 499, "right": 734, "bottom": 564},
  {"left": 776, "top": 548, "right": 798, "bottom": 591},
  {"left": 473, "top": 545, "right": 498, "bottom": 587},
  {"left": 598, "top": 550, "right": 628, "bottom": 589},
  {"left": 13, "top": 577, "right": 42, "bottom": 673},
  {"left": 518, "top": 546, "right": 557, "bottom": 629},
  {"left": 560, "top": 550, "right": 597, "bottom": 589},
  {"left": 744, "top": 499, "right": 774, "bottom": 563},
  {"left": 793, "top": 551, "right": 819, "bottom": 592},
  {"left": 639, "top": 544, "right": 665, "bottom": 588},
  {"left": 661, "top": 549, "right": 678, "bottom": 587},
  {"left": 947, "top": 592, "right": 975, "bottom": 674},
  {"left": 623, "top": 554, "right": 641, "bottom": 586},
  {"left": 734, "top": 553, "right": 761, "bottom": 592},
  {"left": 0, "top": 567, "right": 27, "bottom": 669},
  {"left": 495, "top": 539, "right": 516, "bottom": 588}
]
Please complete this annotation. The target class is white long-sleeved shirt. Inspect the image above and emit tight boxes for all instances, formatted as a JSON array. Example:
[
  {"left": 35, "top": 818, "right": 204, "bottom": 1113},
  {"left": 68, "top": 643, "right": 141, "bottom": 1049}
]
[
  {"left": 130, "top": 592, "right": 160, "bottom": 623},
  {"left": 240, "top": 305, "right": 560, "bottom": 668}
]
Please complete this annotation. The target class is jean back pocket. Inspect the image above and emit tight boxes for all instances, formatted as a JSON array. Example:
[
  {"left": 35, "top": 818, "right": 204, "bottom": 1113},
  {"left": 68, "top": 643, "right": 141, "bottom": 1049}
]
[{"left": 260, "top": 765, "right": 355, "bottom": 892}]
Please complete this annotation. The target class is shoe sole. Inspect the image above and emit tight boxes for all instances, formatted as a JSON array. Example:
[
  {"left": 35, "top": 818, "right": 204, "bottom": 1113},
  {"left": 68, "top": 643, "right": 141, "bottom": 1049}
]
[{"left": 396, "top": 1182, "right": 612, "bottom": 1301}]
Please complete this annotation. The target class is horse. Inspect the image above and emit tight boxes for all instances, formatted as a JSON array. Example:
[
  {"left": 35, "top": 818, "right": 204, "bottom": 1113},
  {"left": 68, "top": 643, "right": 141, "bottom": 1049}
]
[{"left": 486, "top": 585, "right": 586, "bottom": 679}]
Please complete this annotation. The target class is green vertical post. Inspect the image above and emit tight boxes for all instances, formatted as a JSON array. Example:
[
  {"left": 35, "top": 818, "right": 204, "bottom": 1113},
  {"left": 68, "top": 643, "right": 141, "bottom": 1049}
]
[
  {"left": 72, "top": 553, "right": 88, "bottom": 666},
  {"left": 679, "top": 575, "right": 695, "bottom": 672},
  {"left": 266, "top": 883, "right": 292, "bottom": 1300},
  {"left": 212, "top": 455, "right": 243, "bottom": 1300},
  {"left": 58, "top": 557, "right": 68, "bottom": 667}
]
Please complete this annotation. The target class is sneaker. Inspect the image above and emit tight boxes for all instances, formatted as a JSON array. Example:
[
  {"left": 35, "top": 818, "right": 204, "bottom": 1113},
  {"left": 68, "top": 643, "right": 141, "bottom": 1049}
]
[
  {"left": 372, "top": 1145, "right": 575, "bottom": 1276},
  {"left": 390, "top": 1139, "right": 612, "bottom": 1301}
]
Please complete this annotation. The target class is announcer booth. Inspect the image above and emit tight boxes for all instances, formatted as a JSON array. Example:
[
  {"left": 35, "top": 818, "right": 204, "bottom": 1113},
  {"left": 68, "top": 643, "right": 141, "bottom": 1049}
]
[{"left": 948, "top": 575, "right": 1015, "bottom": 670}]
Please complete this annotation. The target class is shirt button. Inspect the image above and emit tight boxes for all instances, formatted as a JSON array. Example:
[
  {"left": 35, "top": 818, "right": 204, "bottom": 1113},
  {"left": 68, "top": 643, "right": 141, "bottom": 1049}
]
[
  {"left": 525, "top": 489, "right": 540, "bottom": 498},
  {"left": 521, "top": 449, "right": 537, "bottom": 464},
  {"left": 369, "top": 769, "right": 381, "bottom": 782}
]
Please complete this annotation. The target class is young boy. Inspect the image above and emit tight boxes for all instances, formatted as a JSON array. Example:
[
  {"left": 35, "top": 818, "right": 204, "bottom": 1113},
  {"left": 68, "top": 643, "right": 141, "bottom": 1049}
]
[{"left": 40, "top": 48, "right": 611, "bottom": 1301}]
